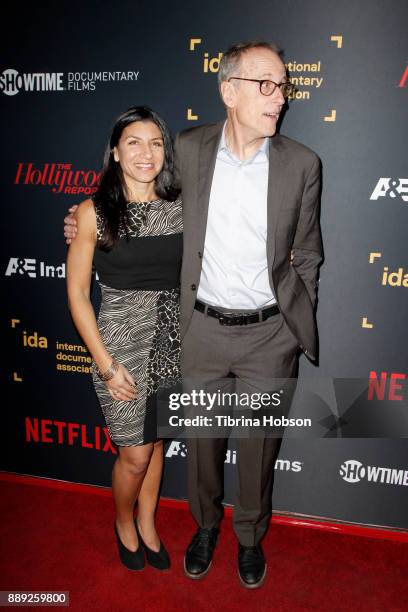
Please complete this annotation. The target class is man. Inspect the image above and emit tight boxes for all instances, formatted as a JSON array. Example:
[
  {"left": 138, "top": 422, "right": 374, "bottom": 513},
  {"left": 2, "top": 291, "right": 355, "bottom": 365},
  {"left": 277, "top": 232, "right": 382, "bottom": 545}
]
[{"left": 65, "top": 41, "right": 322, "bottom": 589}]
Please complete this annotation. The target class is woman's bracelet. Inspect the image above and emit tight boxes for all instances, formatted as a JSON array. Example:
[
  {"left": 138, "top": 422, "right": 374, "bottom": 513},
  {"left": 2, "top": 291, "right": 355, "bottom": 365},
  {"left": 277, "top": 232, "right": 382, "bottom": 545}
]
[{"left": 96, "top": 358, "right": 119, "bottom": 381}]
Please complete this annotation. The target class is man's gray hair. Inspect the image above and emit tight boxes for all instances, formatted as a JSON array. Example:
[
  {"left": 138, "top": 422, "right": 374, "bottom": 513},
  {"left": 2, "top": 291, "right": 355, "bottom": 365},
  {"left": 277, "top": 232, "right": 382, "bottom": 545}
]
[{"left": 218, "top": 41, "right": 282, "bottom": 90}]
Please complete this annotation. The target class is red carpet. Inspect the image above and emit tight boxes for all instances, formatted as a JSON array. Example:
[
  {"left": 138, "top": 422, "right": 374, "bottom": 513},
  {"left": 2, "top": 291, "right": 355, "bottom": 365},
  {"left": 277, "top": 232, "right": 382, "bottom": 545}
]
[{"left": 1, "top": 479, "right": 407, "bottom": 612}]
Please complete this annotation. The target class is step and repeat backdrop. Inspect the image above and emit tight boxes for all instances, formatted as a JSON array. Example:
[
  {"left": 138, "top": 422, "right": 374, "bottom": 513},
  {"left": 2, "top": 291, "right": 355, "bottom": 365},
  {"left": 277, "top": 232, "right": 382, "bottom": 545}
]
[{"left": 2, "top": 0, "right": 407, "bottom": 530}]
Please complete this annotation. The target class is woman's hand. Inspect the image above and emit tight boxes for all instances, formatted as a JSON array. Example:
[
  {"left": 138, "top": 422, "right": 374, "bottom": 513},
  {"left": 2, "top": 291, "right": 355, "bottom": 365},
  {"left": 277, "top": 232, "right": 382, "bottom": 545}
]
[{"left": 106, "top": 363, "right": 138, "bottom": 402}]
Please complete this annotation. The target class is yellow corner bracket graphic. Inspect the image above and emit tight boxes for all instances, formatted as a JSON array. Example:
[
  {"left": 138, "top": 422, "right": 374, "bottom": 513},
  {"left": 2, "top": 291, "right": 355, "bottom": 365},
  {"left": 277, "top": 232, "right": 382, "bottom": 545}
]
[
  {"left": 189, "top": 38, "right": 202, "bottom": 51},
  {"left": 13, "top": 372, "right": 23, "bottom": 382},
  {"left": 187, "top": 108, "right": 198, "bottom": 121},
  {"left": 324, "top": 110, "right": 336, "bottom": 122},
  {"left": 369, "top": 252, "right": 382, "bottom": 264},
  {"left": 11, "top": 319, "right": 21, "bottom": 328},
  {"left": 330, "top": 35, "right": 343, "bottom": 48},
  {"left": 362, "top": 317, "right": 374, "bottom": 329}
]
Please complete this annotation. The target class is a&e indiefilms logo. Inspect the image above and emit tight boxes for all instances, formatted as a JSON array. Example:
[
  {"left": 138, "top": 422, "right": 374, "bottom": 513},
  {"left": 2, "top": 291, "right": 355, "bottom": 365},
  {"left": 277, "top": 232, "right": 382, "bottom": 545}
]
[
  {"left": 4, "top": 256, "right": 99, "bottom": 281},
  {"left": 0, "top": 68, "right": 140, "bottom": 96}
]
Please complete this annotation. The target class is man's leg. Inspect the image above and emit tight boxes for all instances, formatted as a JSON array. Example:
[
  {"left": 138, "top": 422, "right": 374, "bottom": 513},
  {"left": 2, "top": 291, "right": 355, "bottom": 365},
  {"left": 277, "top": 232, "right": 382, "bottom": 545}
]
[
  {"left": 231, "top": 313, "right": 299, "bottom": 587},
  {"left": 234, "top": 436, "right": 283, "bottom": 546},
  {"left": 181, "top": 308, "right": 233, "bottom": 577}
]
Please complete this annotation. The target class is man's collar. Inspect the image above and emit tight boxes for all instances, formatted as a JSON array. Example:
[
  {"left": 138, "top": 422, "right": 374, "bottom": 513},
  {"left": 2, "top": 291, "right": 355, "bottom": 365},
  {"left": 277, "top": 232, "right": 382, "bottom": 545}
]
[{"left": 219, "top": 121, "right": 269, "bottom": 161}]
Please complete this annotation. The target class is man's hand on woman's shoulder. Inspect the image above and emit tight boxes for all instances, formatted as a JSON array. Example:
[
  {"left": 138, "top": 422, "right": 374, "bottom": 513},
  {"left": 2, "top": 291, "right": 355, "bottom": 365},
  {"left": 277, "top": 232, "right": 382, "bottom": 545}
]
[{"left": 64, "top": 204, "right": 79, "bottom": 244}]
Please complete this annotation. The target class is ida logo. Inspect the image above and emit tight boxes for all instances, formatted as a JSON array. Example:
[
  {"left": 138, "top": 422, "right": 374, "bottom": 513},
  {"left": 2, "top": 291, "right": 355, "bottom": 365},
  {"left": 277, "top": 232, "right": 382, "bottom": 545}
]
[
  {"left": 370, "top": 178, "right": 408, "bottom": 202},
  {"left": 23, "top": 330, "right": 48, "bottom": 349}
]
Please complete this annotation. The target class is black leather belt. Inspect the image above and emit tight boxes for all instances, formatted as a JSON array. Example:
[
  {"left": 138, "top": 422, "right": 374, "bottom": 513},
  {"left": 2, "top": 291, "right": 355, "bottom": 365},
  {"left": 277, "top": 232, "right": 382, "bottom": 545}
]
[{"left": 194, "top": 299, "right": 280, "bottom": 326}]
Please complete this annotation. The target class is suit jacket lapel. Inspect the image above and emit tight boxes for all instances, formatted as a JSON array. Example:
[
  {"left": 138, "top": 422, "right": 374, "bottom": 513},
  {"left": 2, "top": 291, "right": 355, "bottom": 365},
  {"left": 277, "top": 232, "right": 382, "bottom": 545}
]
[
  {"left": 267, "top": 134, "right": 288, "bottom": 269},
  {"left": 196, "top": 122, "right": 224, "bottom": 250}
]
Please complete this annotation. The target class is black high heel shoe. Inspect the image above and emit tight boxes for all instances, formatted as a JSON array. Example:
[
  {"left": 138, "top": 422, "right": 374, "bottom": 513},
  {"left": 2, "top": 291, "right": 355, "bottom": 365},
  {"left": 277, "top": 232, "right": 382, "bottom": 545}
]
[
  {"left": 135, "top": 519, "right": 170, "bottom": 570},
  {"left": 114, "top": 522, "right": 145, "bottom": 570}
]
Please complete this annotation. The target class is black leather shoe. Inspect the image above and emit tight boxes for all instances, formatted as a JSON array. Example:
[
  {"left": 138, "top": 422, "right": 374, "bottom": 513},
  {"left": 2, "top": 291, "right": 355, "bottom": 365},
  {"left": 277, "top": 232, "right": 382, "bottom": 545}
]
[
  {"left": 238, "top": 543, "right": 267, "bottom": 589},
  {"left": 114, "top": 522, "right": 145, "bottom": 571},
  {"left": 184, "top": 527, "right": 219, "bottom": 579},
  {"left": 135, "top": 519, "right": 170, "bottom": 570}
]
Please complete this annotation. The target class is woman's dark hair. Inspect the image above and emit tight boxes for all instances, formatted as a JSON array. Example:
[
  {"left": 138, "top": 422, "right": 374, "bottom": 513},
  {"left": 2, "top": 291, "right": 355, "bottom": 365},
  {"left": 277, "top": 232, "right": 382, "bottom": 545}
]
[{"left": 94, "top": 106, "right": 180, "bottom": 251}]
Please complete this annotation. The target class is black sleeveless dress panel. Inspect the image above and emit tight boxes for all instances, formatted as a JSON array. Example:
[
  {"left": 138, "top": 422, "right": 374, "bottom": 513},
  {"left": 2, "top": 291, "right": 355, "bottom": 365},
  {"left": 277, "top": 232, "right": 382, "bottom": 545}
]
[{"left": 92, "top": 198, "right": 182, "bottom": 446}]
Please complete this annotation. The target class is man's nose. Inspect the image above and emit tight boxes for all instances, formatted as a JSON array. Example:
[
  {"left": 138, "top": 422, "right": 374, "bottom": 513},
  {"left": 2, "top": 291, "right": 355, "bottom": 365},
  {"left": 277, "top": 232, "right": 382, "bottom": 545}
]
[{"left": 274, "top": 86, "right": 285, "bottom": 105}]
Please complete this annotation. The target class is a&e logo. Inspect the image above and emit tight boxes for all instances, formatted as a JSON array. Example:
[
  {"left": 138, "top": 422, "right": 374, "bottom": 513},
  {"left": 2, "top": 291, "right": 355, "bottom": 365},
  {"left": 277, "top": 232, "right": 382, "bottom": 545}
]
[
  {"left": 370, "top": 178, "right": 408, "bottom": 202},
  {"left": 5, "top": 258, "right": 37, "bottom": 278}
]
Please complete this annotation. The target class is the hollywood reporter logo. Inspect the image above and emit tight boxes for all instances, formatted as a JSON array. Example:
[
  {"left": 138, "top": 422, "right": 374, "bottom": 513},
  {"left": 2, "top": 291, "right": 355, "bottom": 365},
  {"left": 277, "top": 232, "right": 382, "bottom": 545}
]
[
  {"left": 15, "top": 162, "right": 101, "bottom": 195},
  {"left": 370, "top": 178, "right": 408, "bottom": 202}
]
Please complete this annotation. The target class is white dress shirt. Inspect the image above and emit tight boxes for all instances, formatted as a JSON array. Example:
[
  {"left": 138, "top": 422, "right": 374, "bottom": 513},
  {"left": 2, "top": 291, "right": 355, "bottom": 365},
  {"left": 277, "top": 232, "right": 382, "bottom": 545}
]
[{"left": 197, "top": 123, "right": 276, "bottom": 310}]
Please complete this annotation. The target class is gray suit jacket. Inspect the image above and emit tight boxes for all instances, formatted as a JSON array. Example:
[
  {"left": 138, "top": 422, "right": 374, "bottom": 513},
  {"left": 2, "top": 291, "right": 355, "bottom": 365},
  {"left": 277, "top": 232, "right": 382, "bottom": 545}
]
[{"left": 174, "top": 121, "right": 323, "bottom": 361}]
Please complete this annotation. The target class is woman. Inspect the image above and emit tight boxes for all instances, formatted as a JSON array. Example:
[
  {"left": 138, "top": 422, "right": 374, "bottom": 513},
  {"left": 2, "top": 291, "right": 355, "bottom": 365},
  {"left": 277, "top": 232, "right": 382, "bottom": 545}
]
[{"left": 66, "top": 106, "right": 182, "bottom": 571}]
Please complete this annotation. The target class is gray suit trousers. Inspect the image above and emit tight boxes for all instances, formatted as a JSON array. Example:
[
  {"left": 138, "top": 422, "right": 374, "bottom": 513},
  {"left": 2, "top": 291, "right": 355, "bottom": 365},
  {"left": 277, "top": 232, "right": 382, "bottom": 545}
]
[{"left": 181, "top": 305, "right": 299, "bottom": 546}]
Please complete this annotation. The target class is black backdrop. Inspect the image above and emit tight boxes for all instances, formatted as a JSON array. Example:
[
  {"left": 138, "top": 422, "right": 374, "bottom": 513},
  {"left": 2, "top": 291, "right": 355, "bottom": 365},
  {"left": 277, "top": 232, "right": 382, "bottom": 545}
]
[{"left": 2, "top": 0, "right": 407, "bottom": 530}]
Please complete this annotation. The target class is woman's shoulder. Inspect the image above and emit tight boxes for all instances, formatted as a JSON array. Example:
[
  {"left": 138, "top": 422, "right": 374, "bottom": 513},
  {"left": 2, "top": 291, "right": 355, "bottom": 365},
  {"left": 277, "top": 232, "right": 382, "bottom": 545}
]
[
  {"left": 75, "top": 198, "right": 96, "bottom": 214},
  {"left": 74, "top": 198, "right": 97, "bottom": 229}
]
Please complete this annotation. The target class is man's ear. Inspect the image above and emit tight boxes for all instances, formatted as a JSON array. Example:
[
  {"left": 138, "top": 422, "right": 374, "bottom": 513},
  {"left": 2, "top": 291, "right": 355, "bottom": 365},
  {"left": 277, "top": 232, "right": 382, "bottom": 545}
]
[{"left": 220, "top": 80, "right": 236, "bottom": 109}]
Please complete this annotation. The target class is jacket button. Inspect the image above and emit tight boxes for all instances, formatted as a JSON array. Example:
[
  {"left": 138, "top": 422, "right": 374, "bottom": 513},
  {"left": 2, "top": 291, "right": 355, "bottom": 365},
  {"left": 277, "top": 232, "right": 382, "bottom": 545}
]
[
  {"left": 198, "top": 251, "right": 202, "bottom": 258},
  {"left": 191, "top": 284, "right": 197, "bottom": 290}
]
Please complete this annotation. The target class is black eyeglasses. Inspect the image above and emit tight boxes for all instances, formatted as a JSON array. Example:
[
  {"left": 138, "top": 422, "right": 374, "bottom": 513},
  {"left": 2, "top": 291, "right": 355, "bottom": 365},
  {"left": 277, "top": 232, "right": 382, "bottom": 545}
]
[{"left": 227, "top": 77, "right": 296, "bottom": 98}]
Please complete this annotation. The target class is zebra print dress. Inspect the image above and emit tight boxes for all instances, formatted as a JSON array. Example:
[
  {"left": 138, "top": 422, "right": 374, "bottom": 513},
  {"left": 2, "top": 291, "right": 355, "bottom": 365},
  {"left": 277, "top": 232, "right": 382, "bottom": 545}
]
[{"left": 92, "top": 198, "right": 183, "bottom": 446}]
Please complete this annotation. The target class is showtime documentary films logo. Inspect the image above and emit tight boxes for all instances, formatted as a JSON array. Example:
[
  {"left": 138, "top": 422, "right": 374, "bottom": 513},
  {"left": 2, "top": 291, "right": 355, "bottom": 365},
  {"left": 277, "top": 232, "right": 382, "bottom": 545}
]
[
  {"left": 340, "top": 460, "right": 408, "bottom": 487},
  {"left": 15, "top": 162, "right": 101, "bottom": 196},
  {"left": 0, "top": 68, "right": 140, "bottom": 95}
]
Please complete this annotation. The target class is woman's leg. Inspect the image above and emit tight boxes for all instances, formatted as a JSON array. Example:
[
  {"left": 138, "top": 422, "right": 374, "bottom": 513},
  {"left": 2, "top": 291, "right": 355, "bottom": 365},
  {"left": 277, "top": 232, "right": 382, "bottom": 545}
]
[
  {"left": 137, "top": 439, "right": 164, "bottom": 551},
  {"left": 112, "top": 443, "right": 154, "bottom": 551}
]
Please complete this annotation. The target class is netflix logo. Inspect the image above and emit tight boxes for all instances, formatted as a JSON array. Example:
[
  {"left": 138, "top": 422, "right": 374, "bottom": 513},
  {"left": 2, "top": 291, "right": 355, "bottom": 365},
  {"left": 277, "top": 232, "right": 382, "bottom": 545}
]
[
  {"left": 398, "top": 65, "right": 408, "bottom": 88},
  {"left": 368, "top": 371, "right": 406, "bottom": 401},
  {"left": 25, "top": 417, "right": 117, "bottom": 454}
]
